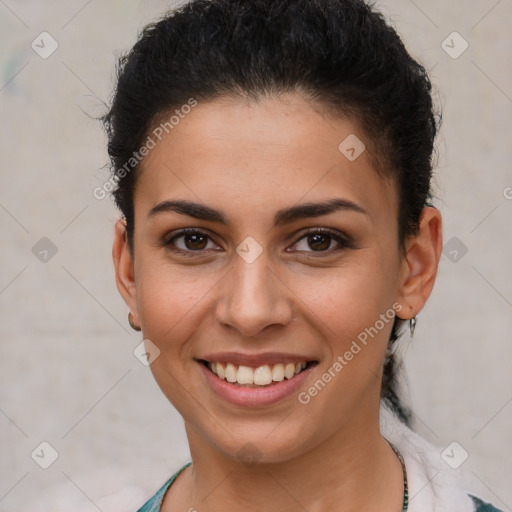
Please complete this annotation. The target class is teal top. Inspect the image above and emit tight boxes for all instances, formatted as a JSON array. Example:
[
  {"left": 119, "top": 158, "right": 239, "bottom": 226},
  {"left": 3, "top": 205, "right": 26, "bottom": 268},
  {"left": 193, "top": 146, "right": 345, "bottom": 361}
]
[
  {"left": 136, "top": 462, "right": 503, "bottom": 512},
  {"left": 136, "top": 463, "right": 191, "bottom": 512},
  {"left": 470, "top": 495, "right": 505, "bottom": 512}
]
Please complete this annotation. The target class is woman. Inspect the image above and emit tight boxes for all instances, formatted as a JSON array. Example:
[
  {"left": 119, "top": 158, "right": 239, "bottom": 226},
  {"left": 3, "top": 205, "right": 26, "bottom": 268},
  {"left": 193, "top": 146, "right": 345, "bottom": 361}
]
[{"left": 102, "top": 0, "right": 503, "bottom": 510}]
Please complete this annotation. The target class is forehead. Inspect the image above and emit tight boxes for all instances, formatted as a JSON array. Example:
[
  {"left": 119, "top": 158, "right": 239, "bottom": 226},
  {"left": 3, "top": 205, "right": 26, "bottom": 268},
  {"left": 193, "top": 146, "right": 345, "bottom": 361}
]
[{"left": 134, "top": 94, "right": 397, "bottom": 226}]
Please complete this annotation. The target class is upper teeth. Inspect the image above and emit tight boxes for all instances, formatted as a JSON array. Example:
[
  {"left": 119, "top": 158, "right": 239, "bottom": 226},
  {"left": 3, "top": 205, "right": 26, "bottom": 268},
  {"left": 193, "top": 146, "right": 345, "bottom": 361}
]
[{"left": 208, "top": 362, "right": 307, "bottom": 386}]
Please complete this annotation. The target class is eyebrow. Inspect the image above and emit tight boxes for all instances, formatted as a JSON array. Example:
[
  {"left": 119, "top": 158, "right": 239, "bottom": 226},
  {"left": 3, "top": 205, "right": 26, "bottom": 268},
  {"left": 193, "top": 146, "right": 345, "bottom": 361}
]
[{"left": 147, "top": 198, "right": 369, "bottom": 226}]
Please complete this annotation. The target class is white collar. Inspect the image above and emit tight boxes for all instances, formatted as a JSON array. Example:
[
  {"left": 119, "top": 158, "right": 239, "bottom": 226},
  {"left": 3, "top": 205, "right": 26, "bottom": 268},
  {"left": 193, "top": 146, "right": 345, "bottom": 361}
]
[{"left": 380, "top": 402, "right": 475, "bottom": 512}]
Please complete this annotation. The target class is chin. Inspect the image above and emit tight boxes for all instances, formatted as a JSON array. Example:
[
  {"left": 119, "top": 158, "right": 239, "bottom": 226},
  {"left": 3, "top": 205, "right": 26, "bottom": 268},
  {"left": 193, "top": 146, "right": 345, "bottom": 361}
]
[{"left": 195, "top": 419, "right": 317, "bottom": 466}]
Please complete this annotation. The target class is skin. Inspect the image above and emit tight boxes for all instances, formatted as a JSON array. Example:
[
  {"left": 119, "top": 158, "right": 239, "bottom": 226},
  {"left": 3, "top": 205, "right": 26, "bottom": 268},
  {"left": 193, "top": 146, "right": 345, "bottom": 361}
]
[{"left": 112, "top": 93, "right": 442, "bottom": 512}]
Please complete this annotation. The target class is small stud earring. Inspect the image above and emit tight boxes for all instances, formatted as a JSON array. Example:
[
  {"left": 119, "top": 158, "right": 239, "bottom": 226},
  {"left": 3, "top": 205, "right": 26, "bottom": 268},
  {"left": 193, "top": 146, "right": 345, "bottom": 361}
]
[
  {"left": 409, "top": 316, "right": 417, "bottom": 338},
  {"left": 128, "top": 312, "right": 141, "bottom": 331}
]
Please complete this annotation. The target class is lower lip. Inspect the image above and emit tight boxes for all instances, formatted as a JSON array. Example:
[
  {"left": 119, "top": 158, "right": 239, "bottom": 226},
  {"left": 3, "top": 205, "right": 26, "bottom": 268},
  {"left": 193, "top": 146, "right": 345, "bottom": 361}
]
[{"left": 199, "top": 362, "right": 316, "bottom": 407}]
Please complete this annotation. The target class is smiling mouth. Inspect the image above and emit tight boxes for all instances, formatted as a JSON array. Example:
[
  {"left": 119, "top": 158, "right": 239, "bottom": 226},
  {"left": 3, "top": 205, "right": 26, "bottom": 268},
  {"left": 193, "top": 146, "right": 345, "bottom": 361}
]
[{"left": 200, "top": 360, "right": 317, "bottom": 388}]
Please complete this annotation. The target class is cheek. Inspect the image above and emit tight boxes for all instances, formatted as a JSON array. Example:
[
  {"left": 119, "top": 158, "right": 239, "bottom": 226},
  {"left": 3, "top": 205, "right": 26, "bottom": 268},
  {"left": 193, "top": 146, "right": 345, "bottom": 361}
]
[
  {"left": 134, "top": 262, "right": 215, "bottom": 412},
  {"left": 134, "top": 258, "right": 216, "bottom": 349},
  {"left": 304, "top": 260, "right": 396, "bottom": 339},
  {"left": 298, "top": 276, "right": 396, "bottom": 431}
]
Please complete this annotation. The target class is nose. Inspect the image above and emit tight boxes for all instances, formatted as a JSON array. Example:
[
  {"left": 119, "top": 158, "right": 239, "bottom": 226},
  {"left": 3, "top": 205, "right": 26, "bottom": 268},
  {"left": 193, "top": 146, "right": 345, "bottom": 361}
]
[{"left": 214, "top": 250, "right": 293, "bottom": 338}]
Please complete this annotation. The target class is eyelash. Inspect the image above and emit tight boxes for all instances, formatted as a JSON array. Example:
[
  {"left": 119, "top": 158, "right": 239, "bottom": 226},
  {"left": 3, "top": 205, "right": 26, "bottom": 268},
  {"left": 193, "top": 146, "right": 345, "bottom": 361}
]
[{"left": 163, "top": 227, "right": 354, "bottom": 257}]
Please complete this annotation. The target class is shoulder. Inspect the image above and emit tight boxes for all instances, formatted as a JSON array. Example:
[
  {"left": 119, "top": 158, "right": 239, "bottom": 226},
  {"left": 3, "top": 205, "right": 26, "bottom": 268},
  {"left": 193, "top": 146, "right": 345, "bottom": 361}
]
[
  {"left": 469, "top": 494, "right": 505, "bottom": 512},
  {"left": 136, "top": 462, "right": 192, "bottom": 512},
  {"left": 380, "top": 404, "right": 504, "bottom": 512},
  {"left": 135, "top": 479, "right": 173, "bottom": 512}
]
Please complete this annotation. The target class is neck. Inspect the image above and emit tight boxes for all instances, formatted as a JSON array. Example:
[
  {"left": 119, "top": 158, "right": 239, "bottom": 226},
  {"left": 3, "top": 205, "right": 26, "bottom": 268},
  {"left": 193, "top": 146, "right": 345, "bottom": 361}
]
[{"left": 165, "top": 403, "right": 405, "bottom": 512}]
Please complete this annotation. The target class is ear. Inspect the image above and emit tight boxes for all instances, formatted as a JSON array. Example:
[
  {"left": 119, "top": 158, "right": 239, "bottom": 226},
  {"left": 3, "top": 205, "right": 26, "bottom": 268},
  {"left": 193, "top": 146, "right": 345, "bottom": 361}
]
[
  {"left": 112, "top": 219, "right": 139, "bottom": 325},
  {"left": 396, "top": 207, "right": 443, "bottom": 319}
]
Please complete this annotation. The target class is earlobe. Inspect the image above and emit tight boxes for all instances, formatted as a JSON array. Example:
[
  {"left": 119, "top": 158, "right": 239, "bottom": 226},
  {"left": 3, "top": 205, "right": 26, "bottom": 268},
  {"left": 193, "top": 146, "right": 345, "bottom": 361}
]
[
  {"left": 112, "top": 219, "right": 139, "bottom": 319},
  {"left": 396, "top": 207, "right": 443, "bottom": 319}
]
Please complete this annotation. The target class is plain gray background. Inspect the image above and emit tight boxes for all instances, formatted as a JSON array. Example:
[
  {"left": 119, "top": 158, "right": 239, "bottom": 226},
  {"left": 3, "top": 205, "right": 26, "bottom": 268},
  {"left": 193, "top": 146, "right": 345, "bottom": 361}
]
[{"left": 1, "top": 1, "right": 511, "bottom": 510}]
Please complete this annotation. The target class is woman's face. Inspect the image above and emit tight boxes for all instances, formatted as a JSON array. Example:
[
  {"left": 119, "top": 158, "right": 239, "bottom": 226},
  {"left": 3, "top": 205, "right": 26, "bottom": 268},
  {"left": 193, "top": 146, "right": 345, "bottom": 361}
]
[{"left": 114, "top": 93, "right": 426, "bottom": 463}]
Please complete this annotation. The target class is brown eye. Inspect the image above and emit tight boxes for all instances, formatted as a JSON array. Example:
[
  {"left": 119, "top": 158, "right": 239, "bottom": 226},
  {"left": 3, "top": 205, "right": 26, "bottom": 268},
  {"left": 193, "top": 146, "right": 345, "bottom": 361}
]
[
  {"left": 181, "top": 232, "right": 208, "bottom": 250},
  {"left": 304, "top": 232, "right": 333, "bottom": 251},
  {"left": 165, "top": 229, "right": 219, "bottom": 254},
  {"left": 289, "top": 228, "right": 353, "bottom": 254}
]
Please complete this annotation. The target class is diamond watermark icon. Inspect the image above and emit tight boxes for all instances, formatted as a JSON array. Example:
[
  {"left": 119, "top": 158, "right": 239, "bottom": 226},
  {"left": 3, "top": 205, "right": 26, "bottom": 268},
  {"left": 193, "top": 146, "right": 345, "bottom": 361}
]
[
  {"left": 338, "top": 134, "right": 365, "bottom": 161},
  {"left": 31, "top": 32, "right": 59, "bottom": 59},
  {"left": 441, "top": 441, "right": 469, "bottom": 469},
  {"left": 32, "top": 237, "right": 58, "bottom": 263},
  {"left": 134, "top": 339, "right": 161, "bottom": 366},
  {"left": 236, "top": 236, "right": 263, "bottom": 264},
  {"left": 237, "top": 442, "right": 263, "bottom": 466},
  {"left": 443, "top": 236, "right": 468, "bottom": 263},
  {"left": 31, "top": 441, "right": 59, "bottom": 469},
  {"left": 441, "top": 32, "right": 469, "bottom": 59}
]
